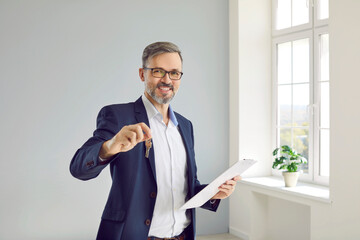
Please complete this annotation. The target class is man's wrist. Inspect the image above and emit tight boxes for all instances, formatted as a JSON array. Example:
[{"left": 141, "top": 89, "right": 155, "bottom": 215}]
[{"left": 99, "top": 140, "right": 116, "bottom": 159}]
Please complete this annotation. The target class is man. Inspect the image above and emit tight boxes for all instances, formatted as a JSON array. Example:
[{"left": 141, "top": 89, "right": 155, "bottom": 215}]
[{"left": 70, "top": 42, "right": 240, "bottom": 240}]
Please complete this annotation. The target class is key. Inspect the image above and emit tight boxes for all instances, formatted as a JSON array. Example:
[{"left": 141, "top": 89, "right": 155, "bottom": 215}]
[{"left": 145, "top": 139, "right": 152, "bottom": 158}]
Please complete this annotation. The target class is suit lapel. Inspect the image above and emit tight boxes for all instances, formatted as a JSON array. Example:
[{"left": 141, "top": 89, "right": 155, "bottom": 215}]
[
  {"left": 134, "top": 97, "right": 157, "bottom": 181},
  {"left": 176, "top": 116, "right": 196, "bottom": 196}
]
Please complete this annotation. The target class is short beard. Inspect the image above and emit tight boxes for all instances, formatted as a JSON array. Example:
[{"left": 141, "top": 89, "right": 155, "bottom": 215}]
[{"left": 145, "top": 80, "right": 176, "bottom": 105}]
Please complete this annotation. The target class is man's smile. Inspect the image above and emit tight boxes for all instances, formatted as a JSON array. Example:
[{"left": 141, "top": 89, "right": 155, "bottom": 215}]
[{"left": 157, "top": 83, "right": 174, "bottom": 94}]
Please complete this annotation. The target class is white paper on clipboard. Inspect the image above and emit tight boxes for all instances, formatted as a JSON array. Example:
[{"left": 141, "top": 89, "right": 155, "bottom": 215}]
[{"left": 180, "top": 159, "right": 257, "bottom": 210}]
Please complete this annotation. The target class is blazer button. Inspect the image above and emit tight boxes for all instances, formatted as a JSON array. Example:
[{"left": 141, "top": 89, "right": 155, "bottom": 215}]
[
  {"left": 145, "top": 219, "right": 151, "bottom": 226},
  {"left": 86, "top": 160, "right": 94, "bottom": 167},
  {"left": 150, "top": 192, "right": 156, "bottom": 198}
]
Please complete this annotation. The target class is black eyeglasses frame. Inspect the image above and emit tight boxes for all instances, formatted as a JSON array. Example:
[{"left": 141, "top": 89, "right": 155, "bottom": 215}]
[{"left": 143, "top": 67, "right": 183, "bottom": 80}]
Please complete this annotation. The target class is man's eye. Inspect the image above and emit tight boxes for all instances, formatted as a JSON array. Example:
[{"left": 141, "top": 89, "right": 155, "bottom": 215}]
[
  {"left": 153, "top": 69, "right": 163, "bottom": 74},
  {"left": 170, "top": 71, "right": 180, "bottom": 76}
]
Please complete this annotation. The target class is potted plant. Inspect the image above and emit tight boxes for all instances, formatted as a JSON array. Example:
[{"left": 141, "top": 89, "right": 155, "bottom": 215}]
[{"left": 272, "top": 145, "right": 307, "bottom": 187}]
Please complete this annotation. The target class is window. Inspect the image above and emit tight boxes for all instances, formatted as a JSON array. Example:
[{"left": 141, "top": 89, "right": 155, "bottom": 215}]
[{"left": 272, "top": 0, "right": 329, "bottom": 184}]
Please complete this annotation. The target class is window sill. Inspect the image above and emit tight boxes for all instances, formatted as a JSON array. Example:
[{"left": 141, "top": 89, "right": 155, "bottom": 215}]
[{"left": 240, "top": 176, "right": 331, "bottom": 205}]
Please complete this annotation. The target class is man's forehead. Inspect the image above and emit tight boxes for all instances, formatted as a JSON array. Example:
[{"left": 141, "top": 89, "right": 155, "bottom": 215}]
[{"left": 148, "top": 52, "right": 182, "bottom": 69}]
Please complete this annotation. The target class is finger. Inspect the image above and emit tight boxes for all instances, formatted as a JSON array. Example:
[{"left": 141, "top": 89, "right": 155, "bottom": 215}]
[
  {"left": 124, "top": 131, "right": 137, "bottom": 146},
  {"left": 119, "top": 133, "right": 131, "bottom": 146},
  {"left": 225, "top": 180, "right": 237, "bottom": 186},
  {"left": 120, "top": 142, "right": 131, "bottom": 150},
  {"left": 220, "top": 184, "right": 234, "bottom": 191},
  {"left": 119, "top": 137, "right": 131, "bottom": 150},
  {"left": 233, "top": 175, "right": 242, "bottom": 181},
  {"left": 128, "top": 124, "right": 144, "bottom": 143},
  {"left": 218, "top": 187, "right": 231, "bottom": 196},
  {"left": 137, "top": 122, "right": 152, "bottom": 140}
]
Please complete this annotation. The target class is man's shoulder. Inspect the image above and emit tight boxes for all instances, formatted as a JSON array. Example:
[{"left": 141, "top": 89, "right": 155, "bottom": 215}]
[
  {"left": 96, "top": 100, "right": 139, "bottom": 121},
  {"left": 101, "top": 102, "right": 135, "bottom": 112},
  {"left": 99, "top": 97, "right": 142, "bottom": 114}
]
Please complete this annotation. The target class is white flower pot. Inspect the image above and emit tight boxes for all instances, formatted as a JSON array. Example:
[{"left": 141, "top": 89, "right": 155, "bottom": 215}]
[{"left": 282, "top": 171, "right": 300, "bottom": 187}]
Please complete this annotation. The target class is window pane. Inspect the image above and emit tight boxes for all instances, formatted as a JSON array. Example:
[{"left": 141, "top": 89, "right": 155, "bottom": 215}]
[
  {"left": 293, "top": 38, "right": 309, "bottom": 83},
  {"left": 320, "top": 34, "right": 329, "bottom": 81},
  {"left": 318, "top": 0, "right": 329, "bottom": 20},
  {"left": 280, "top": 128, "right": 292, "bottom": 147},
  {"left": 278, "top": 42, "right": 292, "bottom": 84},
  {"left": 277, "top": 0, "right": 291, "bottom": 30},
  {"left": 320, "top": 129, "right": 330, "bottom": 176},
  {"left": 292, "top": 0, "right": 309, "bottom": 26},
  {"left": 278, "top": 85, "right": 292, "bottom": 126},
  {"left": 320, "top": 82, "right": 330, "bottom": 128},
  {"left": 293, "top": 128, "right": 309, "bottom": 172},
  {"left": 293, "top": 83, "right": 309, "bottom": 126}
]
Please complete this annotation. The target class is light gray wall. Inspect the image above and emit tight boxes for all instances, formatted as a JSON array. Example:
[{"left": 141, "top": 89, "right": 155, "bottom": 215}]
[{"left": 0, "top": 0, "right": 229, "bottom": 239}]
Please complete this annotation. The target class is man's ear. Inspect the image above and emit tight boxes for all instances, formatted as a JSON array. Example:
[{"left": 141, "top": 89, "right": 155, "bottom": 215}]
[{"left": 139, "top": 68, "right": 145, "bottom": 82}]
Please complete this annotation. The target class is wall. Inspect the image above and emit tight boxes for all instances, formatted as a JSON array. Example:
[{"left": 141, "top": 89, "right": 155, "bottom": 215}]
[
  {"left": 229, "top": 0, "right": 272, "bottom": 175},
  {"left": 0, "top": 0, "right": 229, "bottom": 239},
  {"left": 326, "top": 0, "right": 360, "bottom": 238},
  {"left": 229, "top": 0, "right": 272, "bottom": 237},
  {"left": 230, "top": 0, "right": 360, "bottom": 239}
]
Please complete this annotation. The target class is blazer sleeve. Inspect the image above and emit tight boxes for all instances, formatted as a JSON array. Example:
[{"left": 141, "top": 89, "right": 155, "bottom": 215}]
[
  {"left": 69, "top": 106, "right": 120, "bottom": 181},
  {"left": 189, "top": 121, "right": 221, "bottom": 212}
]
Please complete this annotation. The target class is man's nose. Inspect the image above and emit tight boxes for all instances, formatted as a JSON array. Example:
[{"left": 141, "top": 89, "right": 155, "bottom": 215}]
[{"left": 160, "top": 72, "right": 172, "bottom": 84}]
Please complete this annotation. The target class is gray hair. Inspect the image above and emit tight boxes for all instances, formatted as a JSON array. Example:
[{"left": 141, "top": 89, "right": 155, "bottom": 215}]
[{"left": 142, "top": 41, "right": 183, "bottom": 68}]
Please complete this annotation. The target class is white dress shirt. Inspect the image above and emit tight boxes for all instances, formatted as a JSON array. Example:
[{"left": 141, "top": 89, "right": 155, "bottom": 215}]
[{"left": 142, "top": 95, "right": 190, "bottom": 238}]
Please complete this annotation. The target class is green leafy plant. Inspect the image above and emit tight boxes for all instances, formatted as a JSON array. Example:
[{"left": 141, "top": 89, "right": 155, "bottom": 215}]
[{"left": 272, "top": 145, "right": 307, "bottom": 172}]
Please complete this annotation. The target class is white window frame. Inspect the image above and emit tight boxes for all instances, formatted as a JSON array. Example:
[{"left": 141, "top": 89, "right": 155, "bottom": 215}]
[
  {"left": 272, "top": 0, "right": 313, "bottom": 37},
  {"left": 314, "top": 0, "right": 329, "bottom": 27},
  {"left": 313, "top": 26, "right": 329, "bottom": 185},
  {"left": 272, "top": 0, "right": 329, "bottom": 185},
  {"left": 272, "top": 30, "right": 314, "bottom": 183}
]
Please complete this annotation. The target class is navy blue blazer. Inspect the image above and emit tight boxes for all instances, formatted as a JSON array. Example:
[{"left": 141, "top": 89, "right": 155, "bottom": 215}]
[{"left": 70, "top": 97, "right": 219, "bottom": 240}]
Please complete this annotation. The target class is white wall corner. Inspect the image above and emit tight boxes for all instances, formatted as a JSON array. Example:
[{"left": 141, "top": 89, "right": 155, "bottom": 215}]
[
  {"left": 229, "top": 0, "right": 240, "bottom": 168},
  {"left": 229, "top": 226, "right": 250, "bottom": 240}
]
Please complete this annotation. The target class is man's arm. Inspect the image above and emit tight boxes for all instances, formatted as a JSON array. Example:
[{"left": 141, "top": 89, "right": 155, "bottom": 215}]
[
  {"left": 69, "top": 106, "right": 118, "bottom": 180},
  {"left": 69, "top": 106, "right": 151, "bottom": 181}
]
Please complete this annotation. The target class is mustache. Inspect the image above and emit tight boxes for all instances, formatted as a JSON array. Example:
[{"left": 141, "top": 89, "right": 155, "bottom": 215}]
[{"left": 157, "top": 83, "right": 174, "bottom": 90}]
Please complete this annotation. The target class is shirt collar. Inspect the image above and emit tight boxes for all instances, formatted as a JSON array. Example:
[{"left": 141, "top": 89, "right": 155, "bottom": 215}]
[
  {"left": 141, "top": 94, "right": 178, "bottom": 127},
  {"left": 168, "top": 104, "right": 178, "bottom": 127}
]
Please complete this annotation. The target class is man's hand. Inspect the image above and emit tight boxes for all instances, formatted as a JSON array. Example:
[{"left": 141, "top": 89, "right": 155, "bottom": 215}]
[
  {"left": 211, "top": 175, "right": 242, "bottom": 200},
  {"left": 99, "top": 122, "right": 152, "bottom": 159}
]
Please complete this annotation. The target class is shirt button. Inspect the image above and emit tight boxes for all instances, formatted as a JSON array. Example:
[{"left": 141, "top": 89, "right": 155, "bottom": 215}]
[
  {"left": 145, "top": 219, "right": 151, "bottom": 226},
  {"left": 150, "top": 192, "right": 157, "bottom": 198}
]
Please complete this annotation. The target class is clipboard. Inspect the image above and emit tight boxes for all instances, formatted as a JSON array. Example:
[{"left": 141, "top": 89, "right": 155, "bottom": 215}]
[{"left": 180, "top": 159, "right": 256, "bottom": 210}]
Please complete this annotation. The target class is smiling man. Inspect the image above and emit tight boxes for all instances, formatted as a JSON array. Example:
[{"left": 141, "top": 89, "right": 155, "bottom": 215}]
[{"left": 70, "top": 42, "right": 240, "bottom": 240}]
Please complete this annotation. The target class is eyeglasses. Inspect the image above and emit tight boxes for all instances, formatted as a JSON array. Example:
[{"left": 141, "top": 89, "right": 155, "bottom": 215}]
[{"left": 143, "top": 67, "right": 183, "bottom": 80}]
